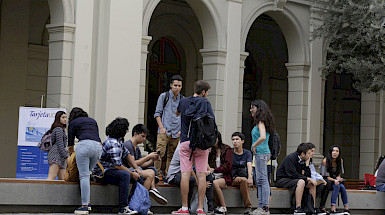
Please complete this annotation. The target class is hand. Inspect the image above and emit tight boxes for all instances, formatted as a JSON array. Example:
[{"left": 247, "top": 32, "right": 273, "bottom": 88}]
[
  {"left": 160, "top": 127, "right": 167, "bottom": 134},
  {"left": 131, "top": 171, "right": 140, "bottom": 181},
  {"left": 135, "top": 168, "right": 143, "bottom": 176},
  {"left": 206, "top": 181, "right": 212, "bottom": 189},
  {"left": 323, "top": 180, "right": 327, "bottom": 186},
  {"left": 208, "top": 167, "right": 214, "bottom": 174},
  {"left": 309, "top": 178, "right": 317, "bottom": 186},
  {"left": 149, "top": 152, "right": 159, "bottom": 160},
  {"left": 177, "top": 131, "right": 181, "bottom": 137},
  {"left": 334, "top": 180, "right": 340, "bottom": 185},
  {"left": 252, "top": 147, "right": 256, "bottom": 154},
  {"left": 248, "top": 177, "right": 253, "bottom": 187}
]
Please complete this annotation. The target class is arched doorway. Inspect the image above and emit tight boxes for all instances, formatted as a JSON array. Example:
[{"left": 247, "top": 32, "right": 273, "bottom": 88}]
[
  {"left": 146, "top": 37, "right": 183, "bottom": 145},
  {"left": 242, "top": 14, "right": 288, "bottom": 163},
  {"left": 323, "top": 73, "right": 361, "bottom": 179}
]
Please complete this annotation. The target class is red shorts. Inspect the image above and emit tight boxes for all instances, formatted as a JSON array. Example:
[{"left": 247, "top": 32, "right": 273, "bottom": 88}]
[{"left": 179, "top": 141, "right": 209, "bottom": 173}]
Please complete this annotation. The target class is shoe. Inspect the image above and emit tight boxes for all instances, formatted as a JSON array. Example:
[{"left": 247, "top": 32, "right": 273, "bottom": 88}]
[
  {"left": 74, "top": 206, "right": 89, "bottom": 214},
  {"left": 197, "top": 209, "right": 206, "bottom": 215},
  {"left": 294, "top": 207, "right": 306, "bottom": 215},
  {"left": 343, "top": 209, "right": 350, "bottom": 215},
  {"left": 147, "top": 209, "right": 154, "bottom": 215},
  {"left": 172, "top": 208, "right": 190, "bottom": 215},
  {"left": 155, "top": 176, "right": 160, "bottom": 184},
  {"left": 118, "top": 206, "right": 138, "bottom": 215},
  {"left": 315, "top": 208, "right": 327, "bottom": 215},
  {"left": 149, "top": 189, "right": 168, "bottom": 205},
  {"left": 330, "top": 209, "right": 343, "bottom": 215},
  {"left": 206, "top": 210, "right": 215, "bottom": 215},
  {"left": 251, "top": 208, "right": 263, "bottom": 215},
  {"left": 214, "top": 206, "right": 227, "bottom": 214},
  {"left": 87, "top": 203, "right": 92, "bottom": 211},
  {"left": 244, "top": 207, "right": 253, "bottom": 214}
]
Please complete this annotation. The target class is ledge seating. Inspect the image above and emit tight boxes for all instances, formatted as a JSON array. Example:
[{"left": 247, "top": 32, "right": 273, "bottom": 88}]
[{"left": 0, "top": 178, "right": 384, "bottom": 214}]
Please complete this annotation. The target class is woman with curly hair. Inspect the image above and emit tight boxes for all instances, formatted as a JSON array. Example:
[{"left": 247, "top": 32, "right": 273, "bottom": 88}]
[
  {"left": 47, "top": 111, "right": 68, "bottom": 180},
  {"left": 68, "top": 107, "right": 102, "bottom": 214},
  {"left": 320, "top": 145, "right": 350, "bottom": 215},
  {"left": 250, "top": 99, "right": 275, "bottom": 215},
  {"left": 92, "top": 117, "right": 139, "bottom": 215}
]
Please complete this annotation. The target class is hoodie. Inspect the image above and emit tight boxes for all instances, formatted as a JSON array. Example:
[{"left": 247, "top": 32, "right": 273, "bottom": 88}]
[{"left": 177, "top": 96, "right": 215, "bottom": 142}]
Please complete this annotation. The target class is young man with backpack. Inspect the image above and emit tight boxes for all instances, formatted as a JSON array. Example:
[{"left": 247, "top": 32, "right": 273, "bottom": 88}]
[
  {"left": 154, "top": 75, "right": 183, "bottom": 177},
  {"left": 172, "top": 80, "right": 215, "bottom": 215}
]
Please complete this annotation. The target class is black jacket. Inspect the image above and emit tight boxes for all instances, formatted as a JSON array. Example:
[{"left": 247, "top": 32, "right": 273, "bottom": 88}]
[{"left": 276, "top": 152, "right": 308, "bottom": 181}]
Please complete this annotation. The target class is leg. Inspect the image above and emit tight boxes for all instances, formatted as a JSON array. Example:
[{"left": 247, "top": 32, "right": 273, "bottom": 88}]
[
  {"left": 330, "top": 183, "right": 340, "bottom": 211},
  {"left": 319, "top": 181, "right": 330, "bottom": 209},
  {"left": 255, "top": 154, "right": 270, "bottom": 209},
  {"left": 47, "top": 164, "right": 60, "bottom": 180},
  {"left": 141, "top": 169, "right": 155, "bottom": 190},
  {"left": 232, "top": 177, "right": 252, "bottom": 208},
  {"left": 295, "top": 179, "right": 306, "bottom": 208},
  {"left": 206, "top": 174, "right": 215, "bottom": 212},
  {"left": 339, "top": 184, "right": 349, "bottom": 209},
  {"left": 165, "top": 137, "right": 179, "bottom": 175},
  {"left": 193, "top": 147, "right": 210, "bottom": 211},
  {"left": 154, "top": 133, "right": 168, "bottom": 175},
  {"left": 103, "top": 169, "right": 131, "bottom": 208},
  {"left": 196, "top": 172, "right": 207, "bottom": 210},
  {"left": 213, "top": 178, "right": 227, "bottom": 207},
  {"left": 76, "top": 144, "right": 91, "bottom": 206},
  {"left": 57, "top": 168, "right": 66, "bottom": 180},
  {"left": 306, "top": 181, "right": 317, "bottom": 207},
  {"left": 181, "top": 171, "right": 192, "bottom": 207},
  {"left": 179, "top": 141, "right": 194, "bottom": 208}
]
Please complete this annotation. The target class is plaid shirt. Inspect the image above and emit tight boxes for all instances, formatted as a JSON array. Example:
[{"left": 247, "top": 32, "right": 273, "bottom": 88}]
[{"left": 92, "top": 136, "right": 129, "bottom": 178}]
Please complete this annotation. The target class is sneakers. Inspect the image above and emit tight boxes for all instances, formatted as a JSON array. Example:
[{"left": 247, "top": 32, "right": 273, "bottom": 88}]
[
  {"left": 172, "top": 208, "right": 190, "bottom": 215},
  {"left": 293, "top": 207, "right": 306, "bottom": 215},
  {"left": 118, "top": 206, "right": 138, "bottom": 215},
  {"left": 74, "top": 206, "right": 89, "bottom": 214},
  {"left": 315, "top": 208, "right": 327, "bottom": 215},
  {"left": 196, "top": 209, "right": 206, "bottom": 215},
  {"left": 206, "top": 210, "right": 215, "bottom": 215},
  {"left": 244, "top": 207, "right": 253, "bottom": 214},
  {"left": 343, "top": 209, "right": 351, "bottom": 215},
  {"left": 147, "top": 209, "right": 154, "bottom": 215},
  {"left": 149, "top": 188, "right": 168, "bottom": 205},
  {"left": 251, "top": 208, "right": 263, "bottom": 215},
  {"left": 214, "top": 206, "right": 227, "bottom": 214},
  {"left": 87, "top": 203, "right": 92, "bottom": 211},
  {"left": 330, "top": 209, "right": 344, "bottom": 215}
]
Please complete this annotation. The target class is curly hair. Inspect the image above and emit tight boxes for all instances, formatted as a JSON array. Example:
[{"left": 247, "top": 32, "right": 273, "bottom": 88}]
[
  {"left": 49, "top": 111, "right": 66, "bottom": 132},
  {"left": 251, "top": 99, "right": 275, "bottom": 134},
  {"left": 69, "top": 107, "right": 88, "bottom": 122},
  {"left": 106, "top": 117, "right": 129, "bottom": 140}
]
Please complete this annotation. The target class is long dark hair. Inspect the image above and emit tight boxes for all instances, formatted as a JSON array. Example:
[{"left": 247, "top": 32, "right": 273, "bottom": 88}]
[
  {"left": 326, "top": 145, "right": 342, "bottom": 176},
  {"left": 50, "top": 111, "right": 66, "bottom": 132},
  {"left": 251, "top": 99, "right": 275, "bottom": 134},
  {"left": 106, "top": 117, "right": 129, "bottom": 141},
  {"left": 69, "top": 107, "right": 88, "bottom": 122},
  {"left": 375, "top": 155, "right": 385, "bottom": 171},
  {"left": 209, "top": 131, "right": 225, "bottom": 168}
]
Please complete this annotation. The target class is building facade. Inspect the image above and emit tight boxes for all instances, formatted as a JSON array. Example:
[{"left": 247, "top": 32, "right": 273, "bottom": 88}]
[{"left": 0, "top": 0, "right": 384, "bottom": 179}]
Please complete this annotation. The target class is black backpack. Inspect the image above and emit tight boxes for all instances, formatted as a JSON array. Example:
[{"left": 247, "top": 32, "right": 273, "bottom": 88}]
[
  {"left": 163, "top": 91, "right": 184, "bottom": 109},
  {"left": 188, "top": 114, "right": 217, "bottom": 160},
  {"left": 268, "top": 130, "right": 281, "bottom": 160}
]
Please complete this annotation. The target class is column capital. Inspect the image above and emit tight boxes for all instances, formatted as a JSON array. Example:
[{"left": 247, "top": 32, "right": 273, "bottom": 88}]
[
  {"left": 46, "top": 23, "right": 76, "bottom": 34},
  {"left": 142, "top": 36, "right": 152, "bottom": 46},
  {"left": 240, "top": 51, "right": 249, "bottom": 61},
  {"left": 274, "top": 0, "right": 287, "bottom": 11},
  {"left": 200, "top": 49, "right": 227, "bottom": 57},
  {"left": 286, "top": 63, "right": 311, "bottom": 79}
]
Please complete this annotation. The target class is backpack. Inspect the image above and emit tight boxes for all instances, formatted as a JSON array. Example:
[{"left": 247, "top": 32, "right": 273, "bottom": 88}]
[
  {"left": 188, "top": 114, "right": 217, "bottom": 159},
  {"left": 38, "top": 132, "right": 53, "bottom": 151},
  {"left": 128, "top": 182, "right": 151, "bottom": 215},
  {"left": 163, "top": 91, "right": 184, "bottom": 109},
  {"left": 290, "top": 190, "right": 315, "bottom": 214},
  {"left": 64, "top": 152, "right": 79, "bottom": 182},
  {"left": 268, "top": 130, "right": 281, "bottom": 160}
]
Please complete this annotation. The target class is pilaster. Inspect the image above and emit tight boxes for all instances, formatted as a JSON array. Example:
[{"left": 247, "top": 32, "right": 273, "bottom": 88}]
[
  {"left": 238, "top": 52, "right": 249, "bottom": 132},
  {"left": 140, "top": 36, "right": 152, "bottom": 124}
]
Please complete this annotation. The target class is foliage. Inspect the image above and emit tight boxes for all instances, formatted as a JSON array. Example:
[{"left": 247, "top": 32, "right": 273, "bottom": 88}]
[{"left": 313, "top": 0, "right": 385, "bottom": 93}]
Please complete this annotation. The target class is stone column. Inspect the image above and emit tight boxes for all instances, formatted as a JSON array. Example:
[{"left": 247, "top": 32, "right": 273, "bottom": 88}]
[
  {"left": 286, "top": 63, "right": 311, "bottom": 153},
  {"left": 238, "top": 52, "right": 249, "bottom": 132},
  {"left": 46, "top": 23, "right": 76, "bottom": 110},
  {"left": 139, "top": 36, "right": 152, "bottom": 124},
  {"left": 360, "top": 93, "right": 381, "bottom": 178}
]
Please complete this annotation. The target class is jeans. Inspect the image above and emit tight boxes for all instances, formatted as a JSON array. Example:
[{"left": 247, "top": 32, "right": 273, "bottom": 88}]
[
  {"left": 75, "top": 140, "right": 102, "bottom": 205},
  {"left": 376, "top": 184, "right": 385, "bottom": 192},
  {"left": 103, "top": 169, "right": 132, "bottom": 208},
  {"left": 331, "top": 183, "right": 348, "bottom": 206},
  {"left": 254, "top": 153, "right": 270, "bottom": 208}
]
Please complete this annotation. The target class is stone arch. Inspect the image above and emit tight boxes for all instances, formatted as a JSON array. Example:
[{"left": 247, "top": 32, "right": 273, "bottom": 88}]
[
  {"left": 241, "top": 2, "right": 309, "bottom": 64},
  {"left": 47, "top": 0, "right": 75, "bottom": 24},
  {"left": 143, "top": 0, "right": 224, "bottom": 49}
]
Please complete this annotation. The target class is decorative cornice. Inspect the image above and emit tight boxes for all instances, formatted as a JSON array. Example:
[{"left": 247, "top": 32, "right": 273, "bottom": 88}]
[
  {"left": 240, "top": 52, "right": 249, "bottom": 61},
  {"left": 200, "top": 49, "right": 227, "bottom": 58},
  {"left": 46, "top": 23, "right": 76, "bottom": 34},
  {"left": 274, "top": 0, "right": 287, "bottom": 11},
  {"left": 142, "top": 36, "right": 152, "bottom": 45}
]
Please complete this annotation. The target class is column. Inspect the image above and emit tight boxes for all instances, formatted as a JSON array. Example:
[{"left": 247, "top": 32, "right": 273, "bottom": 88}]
[
  {"left": 46, "top": 23, "right": 75, "bottom": 110},
  {"left": 286, "top": 63, "right": 311, "bottom": 153},
  {"left": 71, "top": 0, "right": 95, "bottom": 112},
  {"left": 360, "top": 93, "right": 380, "bottom": 178},
  {"left": 139, "top": 36, "right": 152, "bottom": 124},
  {"left": 238, "top": 52, "right": 249, "bottom": 131}
]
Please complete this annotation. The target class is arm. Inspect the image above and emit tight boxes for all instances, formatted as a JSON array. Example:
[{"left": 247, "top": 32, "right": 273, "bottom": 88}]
[
  {"left": 126, "top": 154, "right": 140, "bottom": 170},
  {"left": 67, "top": 123, "right": 75, "bottom": 155},
  {"left": 252, "top": 122, "right": 266, "bottom": 154},
  {"left": 135, "top": 152, "right": 158, "bottom": 167},
  {"left": 154, "top": 93, "right": 166, "bottom": 133},
  {"left": 214, "top": 148, "right": 233, "bottom": 174},
  {"left": 284, "top": 157, "right": 307, "bottom": 180},
  {"left": 156, "top": 117, "right": 166, "bottom": 134},
  {"left": 114, "top": 164, "right": 140, "bottom": 181},
  {"left": 53, "top": 128, "right": 68, "bottom": 159},
  {"left": 247, "top": 161, "right": 253, "bottom": 186}
]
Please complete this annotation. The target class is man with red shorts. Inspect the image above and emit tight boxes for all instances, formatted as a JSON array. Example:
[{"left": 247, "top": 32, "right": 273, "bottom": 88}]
[{"left": 172, "top": 80, "right": 215, "bottom": 215}]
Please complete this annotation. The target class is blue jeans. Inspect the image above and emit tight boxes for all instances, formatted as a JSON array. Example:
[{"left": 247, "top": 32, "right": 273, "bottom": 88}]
[
  {"left": 254, "top": 153, "right": 270, "bottom": 208},
  {"left": 75, "top": 140, "right": 102, "bottom": 205},
  {"left": 376, "top": 184, "right": 385, "bottom": 192},
  {"left": 331, "top": 183, "right": 348, "bottom": 206},
  {"left": 103, "top": 169, "right": 132, "bottom": 208}
]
